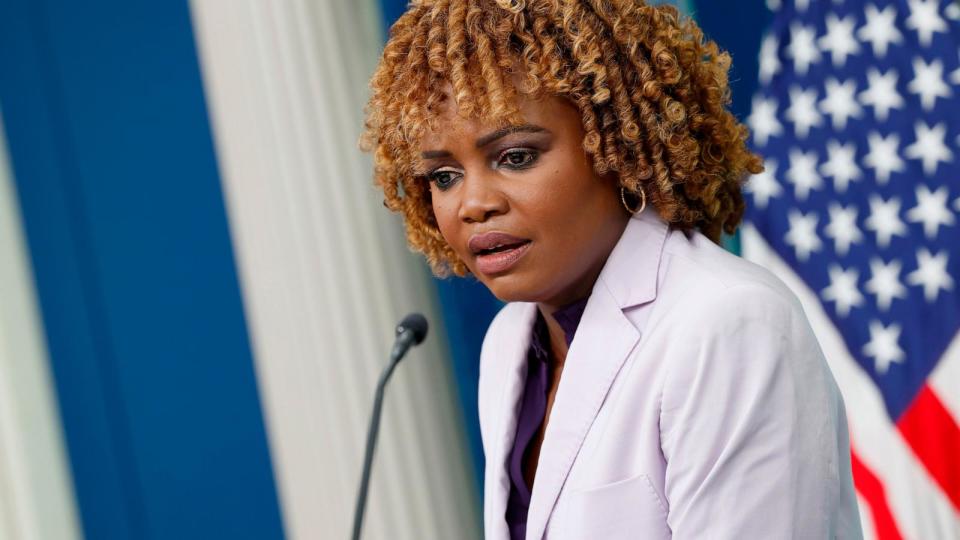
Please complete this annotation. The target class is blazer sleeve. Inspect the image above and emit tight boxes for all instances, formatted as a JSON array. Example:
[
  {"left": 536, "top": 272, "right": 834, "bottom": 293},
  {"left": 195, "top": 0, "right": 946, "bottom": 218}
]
[{"left": 658, "top": 282, "right": 860, "bottom": 538}]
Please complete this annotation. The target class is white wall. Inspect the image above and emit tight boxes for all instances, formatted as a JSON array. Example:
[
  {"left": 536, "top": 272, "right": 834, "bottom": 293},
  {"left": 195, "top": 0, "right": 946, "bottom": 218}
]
[
  {"left": 188, "top": 2, "right": 481, "bottom": 539},
  {"left": 0, "top": 113, "right": 83, "bottom": 540}
]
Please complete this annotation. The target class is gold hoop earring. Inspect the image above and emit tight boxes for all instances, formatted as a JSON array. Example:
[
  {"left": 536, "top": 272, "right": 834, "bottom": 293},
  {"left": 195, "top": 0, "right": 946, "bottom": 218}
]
[{"left": 620, "top": 185, "right": 647, "bottom": 215}]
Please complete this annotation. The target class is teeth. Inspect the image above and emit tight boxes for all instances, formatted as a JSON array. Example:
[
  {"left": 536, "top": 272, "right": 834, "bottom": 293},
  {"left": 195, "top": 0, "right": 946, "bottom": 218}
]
[
  {"left": 482, "top": 243, "right": 515, "bottom": 254},
  {"left": 477, "top": 240, "right": 527, "bottom": 255}
]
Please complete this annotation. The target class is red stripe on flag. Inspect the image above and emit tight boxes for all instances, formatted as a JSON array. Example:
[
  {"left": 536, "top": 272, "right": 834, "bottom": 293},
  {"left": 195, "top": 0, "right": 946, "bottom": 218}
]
[
  {"left": 850, "top": 446, "right": 904, "bottom": 540},
  {"left": 896, "top": 385, "right": 960, "bottom": 511}
]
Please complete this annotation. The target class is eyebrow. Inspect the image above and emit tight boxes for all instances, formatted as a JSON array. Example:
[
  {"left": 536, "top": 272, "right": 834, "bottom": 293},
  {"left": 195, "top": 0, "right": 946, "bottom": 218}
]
[
  {"left": 420, "top": 124, "right": 548, "bottom": 159},
  {"left": 476, "top": 124, "right": 547, "bottom": 147}
]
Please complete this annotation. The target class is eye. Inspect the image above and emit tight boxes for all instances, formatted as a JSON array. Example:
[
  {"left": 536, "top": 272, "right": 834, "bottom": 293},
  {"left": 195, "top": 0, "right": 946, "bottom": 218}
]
[
  {"left": 499, "top": 148, "right": 538, "bottom": 169},
  {"left": 427, "top": 167, "right": 462, "bottom": 191}
]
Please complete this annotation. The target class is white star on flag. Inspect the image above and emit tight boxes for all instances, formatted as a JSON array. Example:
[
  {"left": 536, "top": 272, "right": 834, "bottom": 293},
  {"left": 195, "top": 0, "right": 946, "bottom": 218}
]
[
  {"left": 906, "top": 184, "right": 956, "bottom": 239},
  {"left": 865, "top": 194, "right": 908, "bottom": 248},
  {"left": 860, "top": 68, "right": 904, "bottom": 122},
  {"left": 759, "top": 34, "right": 780, "bottom": 84},
  {"left": 821, "top": 264, "right": 865, "bottom": 317},
  {"left": 745, "top": 159, "right": 782, "bottom": 209},
  {"left": 906, "top": 0, "right": 948, "bottom": 47},
  {"left": 748, "top": 95, "right": 783, "bottom": 147},
  {"left": 906, "top": 248, "right": 954, "bottom": 302},
  {"left": 864, "top": 132, "right": 906, "bottom": 183},
  {"left": 785, "top": 209, "right": 822, "bottom": 261},
  {"left": 819, "top": 13, "right": 861, "bottom": 67},
  {"left": 820, "top": 140, "right": 862, "bottom": 192},
  {"left": 820, "top": 78, "right": 863, "bottom": 130},
  {"left": 908, "top": 57, "right": 952, "bottom": 111},
  {"left": 858, "top": 4, "right": 903, "bottom": 58},
  {"left": 947, "top": 1, "right": 960, "bottom": 20},
  {"left": 863, "top": 320, "right": 905, "bottom": 374},
  {"left": 865, "top": 257, "right": 908, "bottom": 311},
  {"left": 786, "top": 86, "right": 822, "bottom": 138},
  {"left": 786, "top": 22, "right": 821, "bottom": 76},
  {"left": 786, "top": 148, "right": 823, "bottom": 200},
  {"left": 904, "top": 121, "right": 953, "bottom": 176},
  {"left": 825, "top": 202, "right": 864, "bottom": 256}
]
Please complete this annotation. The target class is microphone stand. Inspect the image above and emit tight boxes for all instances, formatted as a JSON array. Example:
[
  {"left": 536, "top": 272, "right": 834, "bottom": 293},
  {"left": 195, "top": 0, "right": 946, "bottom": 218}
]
[{"left": 351, "top": 317, "right": 425, "bottom": 540}]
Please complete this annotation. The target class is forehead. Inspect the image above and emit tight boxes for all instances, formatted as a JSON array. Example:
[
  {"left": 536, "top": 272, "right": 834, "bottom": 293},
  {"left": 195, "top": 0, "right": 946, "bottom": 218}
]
[{"left": 417, "top": 85, "right": 580, "bottom": 149}]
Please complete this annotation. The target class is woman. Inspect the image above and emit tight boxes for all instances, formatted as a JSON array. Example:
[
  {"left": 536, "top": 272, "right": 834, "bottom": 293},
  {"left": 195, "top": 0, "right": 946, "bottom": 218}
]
[{"left": 361, "top": 1, "right": 862, "bottom": 538}]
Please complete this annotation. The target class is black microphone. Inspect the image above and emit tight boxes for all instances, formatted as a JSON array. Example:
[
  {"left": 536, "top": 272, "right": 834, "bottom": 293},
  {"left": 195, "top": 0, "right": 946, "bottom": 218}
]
[{"left": 351, "top": 313, "right": 429, "bottom": 540}]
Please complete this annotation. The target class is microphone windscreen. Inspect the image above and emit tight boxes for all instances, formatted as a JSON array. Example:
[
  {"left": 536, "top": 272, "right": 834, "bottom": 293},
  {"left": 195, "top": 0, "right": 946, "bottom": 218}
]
[{"left": 398, "top": 313, "right": 429, "bottom": 344}]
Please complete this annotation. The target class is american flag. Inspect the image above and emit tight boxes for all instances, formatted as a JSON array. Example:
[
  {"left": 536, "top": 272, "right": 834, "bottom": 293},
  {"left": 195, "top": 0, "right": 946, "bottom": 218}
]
[{"left": 741, "top": 0, "right": 960, "bottom": 537}]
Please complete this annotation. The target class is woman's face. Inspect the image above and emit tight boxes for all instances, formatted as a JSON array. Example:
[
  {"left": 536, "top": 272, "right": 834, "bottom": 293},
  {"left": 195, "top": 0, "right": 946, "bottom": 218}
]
[{"left": 418, "top": 93, "right": 630, "bottom": 308}]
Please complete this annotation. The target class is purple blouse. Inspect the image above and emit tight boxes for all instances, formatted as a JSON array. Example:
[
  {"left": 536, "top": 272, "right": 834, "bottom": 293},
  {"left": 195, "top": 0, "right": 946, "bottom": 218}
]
[{"left": 505, "top": 297, "right": 589, "bottom": 540}]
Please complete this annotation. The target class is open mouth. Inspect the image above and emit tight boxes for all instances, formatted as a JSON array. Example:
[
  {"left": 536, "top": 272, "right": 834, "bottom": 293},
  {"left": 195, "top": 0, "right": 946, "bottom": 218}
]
[
  {"left": 476, "top": 240, "right": 531, "bottom": 256},
  {"left": 474, "top": 240, "right": 532, "bottom": 274}
]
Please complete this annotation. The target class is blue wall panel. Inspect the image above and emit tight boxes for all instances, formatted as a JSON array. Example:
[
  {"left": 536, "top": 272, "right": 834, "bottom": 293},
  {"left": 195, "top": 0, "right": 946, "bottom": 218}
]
[
  {"left": 0, "top": 1, "right": 285, "bottom": 539},
  {"left": 693, "top": 0, "right": 772, "bottom": 122}
]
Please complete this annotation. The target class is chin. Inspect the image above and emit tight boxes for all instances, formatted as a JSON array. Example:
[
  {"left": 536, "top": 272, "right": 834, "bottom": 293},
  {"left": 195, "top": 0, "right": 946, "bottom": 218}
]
[{"left": 476, "top": 271, "right": 552, "bottom": 304}]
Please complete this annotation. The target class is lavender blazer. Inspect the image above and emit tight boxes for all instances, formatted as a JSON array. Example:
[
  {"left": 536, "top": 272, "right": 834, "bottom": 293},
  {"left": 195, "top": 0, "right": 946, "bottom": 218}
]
[{"left": 478, "top": 208, "right": 863, "bottom": 539}]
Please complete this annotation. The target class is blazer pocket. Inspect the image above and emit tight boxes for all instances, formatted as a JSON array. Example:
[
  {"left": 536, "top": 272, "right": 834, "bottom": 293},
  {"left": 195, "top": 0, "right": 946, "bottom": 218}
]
[{"left": 556, "top": 473, "right": 670, "bottom": 539}]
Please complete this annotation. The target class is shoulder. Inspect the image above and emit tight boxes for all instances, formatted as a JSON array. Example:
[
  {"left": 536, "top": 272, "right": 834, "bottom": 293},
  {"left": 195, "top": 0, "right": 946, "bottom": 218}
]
[
  {"left": 479, "top": 301, "right": 532, "bottom": 362},
  {"left": 652, "top": 229, "right": 835, "bottom": 401},
  {"left": 657, "top": 228, "right": 807, "bottom": 330},
  {"left": 476, "top": 302, "right": 534, "bottom": 442},
  {"left": 478, "top": 301, "right": 537, "bottom": 389},
  {"left": 654, "top": 231, "right": 845, "bottom": 440}
]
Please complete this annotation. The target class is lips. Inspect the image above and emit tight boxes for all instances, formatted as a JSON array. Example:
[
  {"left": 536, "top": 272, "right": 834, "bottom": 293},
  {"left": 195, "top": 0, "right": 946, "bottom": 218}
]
[
  {"left": 468, "top": 232, "right": 529, "bottom": 254},
  {"left": 468, "top": 232, "right": 532, "bottom": 275}
]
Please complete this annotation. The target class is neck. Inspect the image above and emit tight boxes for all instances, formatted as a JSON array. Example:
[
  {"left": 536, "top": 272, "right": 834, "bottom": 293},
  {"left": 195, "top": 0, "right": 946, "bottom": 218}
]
[
  {"left": 538, "top": 306, "right": 572, "bottom": 364},
  {"left": 536, "top": 211, "right": 630, "bottom": 362}
]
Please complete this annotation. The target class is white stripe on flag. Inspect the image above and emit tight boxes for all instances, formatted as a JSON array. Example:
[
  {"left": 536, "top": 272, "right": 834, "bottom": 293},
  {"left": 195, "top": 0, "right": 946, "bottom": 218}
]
[
  {"left": 742, "top": 224, "right": 960, "bottom": 539},
  {"left": 856, "top": 493, "right": 877, "bottom": 540},
  {"left": 930, "top": 331, "right": 960, "bottom": 424}
]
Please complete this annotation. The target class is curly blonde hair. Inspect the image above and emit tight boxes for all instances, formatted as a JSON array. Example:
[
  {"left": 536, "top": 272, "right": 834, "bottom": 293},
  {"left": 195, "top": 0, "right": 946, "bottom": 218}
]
[{"left": 360, "top": 0, "right": 763, "bottom": 277}]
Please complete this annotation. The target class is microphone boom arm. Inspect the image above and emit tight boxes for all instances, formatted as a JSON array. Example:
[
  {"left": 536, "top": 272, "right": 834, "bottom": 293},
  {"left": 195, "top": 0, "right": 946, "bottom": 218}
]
[{"left": 351, "top": 315, "right": 428, "bottom": 540}]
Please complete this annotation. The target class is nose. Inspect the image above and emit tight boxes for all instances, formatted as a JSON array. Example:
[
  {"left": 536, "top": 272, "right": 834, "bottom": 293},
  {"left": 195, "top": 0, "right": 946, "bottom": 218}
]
[{"left": 457, "top": 172, "right": 508, "bottom": 224}]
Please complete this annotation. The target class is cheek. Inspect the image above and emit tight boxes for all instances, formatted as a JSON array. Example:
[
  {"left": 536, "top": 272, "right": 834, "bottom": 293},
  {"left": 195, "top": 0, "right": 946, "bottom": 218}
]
[
  {"left": 429, "top": 193, "right": 461, "bottom": 248},
  {"left": 524, "top": 162, "right": 600, "bottom": 221},
  {"left": 430, "top": 194, "right": 449, "bottom": 228}
]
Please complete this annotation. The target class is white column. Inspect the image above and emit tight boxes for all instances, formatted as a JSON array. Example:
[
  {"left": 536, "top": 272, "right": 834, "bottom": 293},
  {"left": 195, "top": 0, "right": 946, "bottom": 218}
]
[
  {"left": 188, "top": 2, "right": 481, "bottom": 539},
  {"left": 0, "top": 114, "right": 83, "bottom": 540}
]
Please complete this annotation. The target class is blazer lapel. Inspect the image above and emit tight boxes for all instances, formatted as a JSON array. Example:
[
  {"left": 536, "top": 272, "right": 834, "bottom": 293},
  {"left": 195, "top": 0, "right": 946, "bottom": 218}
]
[
  {"left": 484, "top": 302, "right": 538, "bottom": 540},
  {"left": 524, "top": 209, "right": 669, "bottom": 540}
]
